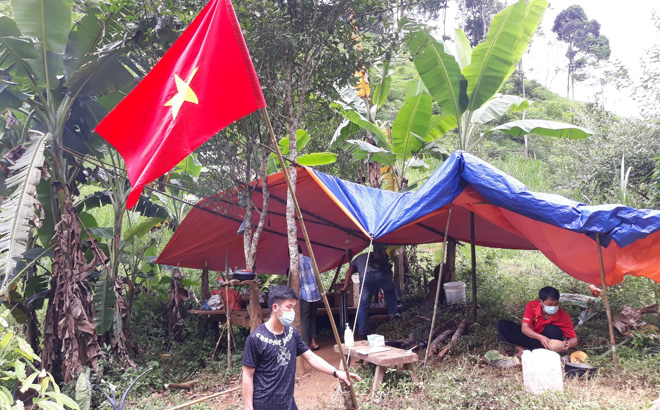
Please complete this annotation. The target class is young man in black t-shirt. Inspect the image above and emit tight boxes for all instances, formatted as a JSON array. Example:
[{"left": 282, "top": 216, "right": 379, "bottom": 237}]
[{"left": 242, "top": 285, "right": 361, "bottom": 410}]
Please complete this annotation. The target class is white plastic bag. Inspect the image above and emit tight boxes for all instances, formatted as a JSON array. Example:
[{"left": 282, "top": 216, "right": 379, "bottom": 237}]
[{"left": 522, "top": 349, "right": 563, "bottom": 395}]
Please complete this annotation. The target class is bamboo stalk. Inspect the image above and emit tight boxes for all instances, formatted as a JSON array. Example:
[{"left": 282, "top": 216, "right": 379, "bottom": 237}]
[
  {"left": 424, "top": 203, "right": 454, "bottom": 366},
  {"left": 262, "top": 108, "right": 357, "bottom": 408},
  {"left": 165, "top": 386, "right": 240, "bottom": 410},
  {"left": 595, "top": 233, "right": 618, "bottom": 367},
  {"left": 470, "top": 212, "right": 477, "bottom": 322}
]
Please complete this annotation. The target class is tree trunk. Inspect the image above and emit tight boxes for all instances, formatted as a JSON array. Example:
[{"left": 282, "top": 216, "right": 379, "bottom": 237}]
[
  {"left": 42, "top": 199, "right": 102, "bottom": 383},
  {"left": 167, "top": 268, "right": 189, "bottom": 343},
  {"left": 201, "top": 262, "right": 210, "bottom": 304},
  {"left": 368, "top": 161, "right": 380, "bottom": 188},
  {"left": 247, "top": 280, "right": 262, "bottom": 332},
  {"left": 446, "top": 238, "right": 457, "bottom": 282},
  {"left": 429, "top": 328, "right": 455, "bottom": 356},
  {"left": 394, "top": 247, "right": 405, "bottom": 297},
  {"left": 438, "top": 319, "right": 469, "bottom": 358},
  {"left": 244, "top": 152, "right": 270, "bottom": 331}
]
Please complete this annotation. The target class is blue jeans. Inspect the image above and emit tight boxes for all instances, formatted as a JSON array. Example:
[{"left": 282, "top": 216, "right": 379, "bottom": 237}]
[{"left": 357, "top": 271, "right": 398, "bottom": 336}]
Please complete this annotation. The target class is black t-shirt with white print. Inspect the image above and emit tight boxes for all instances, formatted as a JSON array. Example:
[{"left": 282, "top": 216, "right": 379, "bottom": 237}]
[{"left": 242, "top": 323, "right": 309, "bottom": 410}]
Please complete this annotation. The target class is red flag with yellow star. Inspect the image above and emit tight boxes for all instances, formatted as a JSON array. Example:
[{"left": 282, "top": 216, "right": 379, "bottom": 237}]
[{"left": 95, "top": 0, "right": 266, "bottom": 208}]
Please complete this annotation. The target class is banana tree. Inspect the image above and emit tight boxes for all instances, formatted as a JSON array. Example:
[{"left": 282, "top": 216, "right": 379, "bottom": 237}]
[
  {"left": 404, "top": 0, "right": 592, "bottom": 153},
  {"left": 332, "top": 67, "right": 451, "bottom": 191},
  {"left": 0, "top": 0, "right": 142, "bottom": 382}
]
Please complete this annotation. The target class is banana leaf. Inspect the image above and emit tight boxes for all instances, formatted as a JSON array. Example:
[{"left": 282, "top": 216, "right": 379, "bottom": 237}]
[
  {"left": 0, "top": 132, "right": 50, "bottom": 294},
  {"left": 471, "top": 95, "right": 534, "bottom": 124},
  {"left": 492, "top": 119, "right": 592, "bottom": 139},
  {"left": 297, "top": 152, "right": 337, "bottom": 166},
  {"left": 463, "top": 0, "right": 545, "bottom": 112},
  {"left": 406, "top": 29, "right": 468, "bottom": 120},
  {"left": 92, "top": 279, "right": 115, "bottom": 334},
  {"left": 12, "top": 0, "right": 72, "bottom": 90},
  {"left": 391, "top": 80, "right": 432, "bottom": 160}
]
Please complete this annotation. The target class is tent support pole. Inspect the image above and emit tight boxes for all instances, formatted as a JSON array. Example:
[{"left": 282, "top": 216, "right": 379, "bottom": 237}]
[
  {"left": 595, "top": 233, "right": 618, "bottom": 368},
  {"left": 201, "top": 260, "right": 210, "bottom": 304},
  {"left": 470, "top": 212, "right": 477, "bottom": 322},
  {"left": 261, "top": 108, "right": 358, "bottom": 408},
  {"left": 424, "top": 203, "right": 454, "bottom": 366}
]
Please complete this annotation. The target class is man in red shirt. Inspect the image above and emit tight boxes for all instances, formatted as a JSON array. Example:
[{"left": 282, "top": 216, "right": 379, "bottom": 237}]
[{"left": 497, "top": 286, "right": 578, "bottom": 356}]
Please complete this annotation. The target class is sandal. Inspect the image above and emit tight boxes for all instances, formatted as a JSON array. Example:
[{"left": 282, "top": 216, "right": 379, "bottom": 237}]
[{"left": 310, "top": 339, "right": 320, "bottom": 350}]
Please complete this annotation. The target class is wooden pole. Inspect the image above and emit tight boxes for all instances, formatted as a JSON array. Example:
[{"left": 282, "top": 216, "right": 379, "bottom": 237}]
[
  {"left": 165, "top": 386, "right": 240, "bottom": 410},
  {"left": 470, "top": 212, "right": 477, "bottom": 322},
  {"left": 424, "top": 203, "right": 454, "bottom": 366},
  {"left": 595, "top": 233, "right": 618, "bottom": 368},
  {"left": 262, "top": 108, "right": 358, "bottom": 408},
  {"left": 201, "top": 260, "right": 210, "bottom": 304},
  {"left": 329, "top": 254, "right": 346, "bottom": 291}
]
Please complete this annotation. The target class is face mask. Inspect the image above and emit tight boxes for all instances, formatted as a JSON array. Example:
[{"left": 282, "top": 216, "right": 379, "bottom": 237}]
[
  {"left": 275, "top": 304, "right": 295, "bottom": 326},
  {"left": 542, "top": 303, "right": 559, "bottom": 315}
]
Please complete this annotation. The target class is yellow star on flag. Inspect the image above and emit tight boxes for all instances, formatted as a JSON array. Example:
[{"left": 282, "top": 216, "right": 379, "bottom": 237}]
[{"left": 165, "top": 67, "right": 199, "bottom": 119}]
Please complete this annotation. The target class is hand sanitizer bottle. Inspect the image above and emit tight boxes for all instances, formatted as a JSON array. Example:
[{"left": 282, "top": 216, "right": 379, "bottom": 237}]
[{"left": 344, "top": 324, "right": 354, "bottom": 347}]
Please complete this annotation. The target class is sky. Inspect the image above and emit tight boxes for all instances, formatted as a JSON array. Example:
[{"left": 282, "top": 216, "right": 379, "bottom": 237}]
[
  {"left": 526, "top": 0, "right": 658, "bottom": 117},
  {"left": 437, "top": 0, "right": 659, "bottom": 117}
]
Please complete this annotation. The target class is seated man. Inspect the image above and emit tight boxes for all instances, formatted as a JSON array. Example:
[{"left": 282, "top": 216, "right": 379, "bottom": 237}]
[{"left": 497, "top": 286, "right": 578, "bottom": 355}]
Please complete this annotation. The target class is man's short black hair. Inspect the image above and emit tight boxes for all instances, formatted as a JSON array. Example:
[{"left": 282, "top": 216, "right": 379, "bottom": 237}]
[
  {"left": 268, "top": 285, "right": 299, "bottom": 310},
  {"left": 539, "top": 286, "right": 560, "bottom": 301}
]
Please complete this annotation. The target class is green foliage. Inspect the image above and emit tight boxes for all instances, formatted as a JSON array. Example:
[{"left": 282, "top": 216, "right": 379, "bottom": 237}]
[
  {"left": 92, "top": 368, "right": 151, "bottom": 410},
  {"left": 548, "top": 113, "right": 660, "bottom": 207},
  {"left": 0, "top": 315, "right": 79, "bottom": 409},
  {"left": 267, "top": 129, "right": 337, "bottom": 174}
]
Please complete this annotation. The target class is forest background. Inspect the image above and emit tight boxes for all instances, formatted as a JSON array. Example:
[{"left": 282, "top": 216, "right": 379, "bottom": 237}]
[{"left": 0, "top": 0, "right": 659, "bottom": 409}]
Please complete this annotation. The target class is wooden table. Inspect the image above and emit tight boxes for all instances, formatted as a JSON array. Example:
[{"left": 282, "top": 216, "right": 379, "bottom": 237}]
[{"left": 334, "top": 340, "right": 419, "bottom": 396}]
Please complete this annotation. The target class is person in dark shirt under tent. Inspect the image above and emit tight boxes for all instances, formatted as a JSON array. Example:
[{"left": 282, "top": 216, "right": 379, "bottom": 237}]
[{"left": 242, "top": 285, "right": 361, "bottom": 410}]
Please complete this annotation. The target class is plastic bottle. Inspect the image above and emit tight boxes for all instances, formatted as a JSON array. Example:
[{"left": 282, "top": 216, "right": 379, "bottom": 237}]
[
  {"left": 344, "top": 324, "right": 354, "bottom": 347},
  {"left": 378, "top": 290, "right": 385, "bottom": 306}
]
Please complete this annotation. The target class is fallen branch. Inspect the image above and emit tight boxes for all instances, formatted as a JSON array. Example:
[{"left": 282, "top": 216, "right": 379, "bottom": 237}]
[
  {"left": 429, "top": 328, "right": 455, "bottom": 356},
  {"left": 438, "top": 319, "right": 469, "bottom": 359},
  {"left": 165, "top": 380, "right": 199, "bottom": 390},
  {"left": 165, "top": 386, "right": 240, "bottom": 410}
]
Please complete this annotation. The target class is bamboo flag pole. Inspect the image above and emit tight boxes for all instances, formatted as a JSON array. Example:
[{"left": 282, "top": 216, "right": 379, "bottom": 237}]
[
  {"left": 470, "top": 212, "right": 477, "bottom": 322},
  {"left": 261, "top": 108, "right": 358, "bottom": 408},
  {"left": 424, "top": 203, "right": 454, "bottom": 366},
  {"left": 595, "top": 233, "right": 618, "bottom": 368}
]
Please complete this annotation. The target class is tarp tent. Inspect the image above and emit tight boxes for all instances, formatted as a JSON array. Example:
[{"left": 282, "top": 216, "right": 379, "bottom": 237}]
[{"left": 157, "top": 151, "right": 660, "bottom": 286}]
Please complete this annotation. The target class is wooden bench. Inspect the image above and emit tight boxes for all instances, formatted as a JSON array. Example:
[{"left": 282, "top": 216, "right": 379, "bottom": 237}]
[
  {"left": 334, "top": 340, "right": 419, "bottom": 396},
  {"left": 188, "top": 308, "right": 270, "bottom": 328}
]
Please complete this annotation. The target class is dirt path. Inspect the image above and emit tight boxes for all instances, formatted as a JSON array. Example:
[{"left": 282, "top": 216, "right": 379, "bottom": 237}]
[{"left": 294, "top": 338, "right": 347, "bottom": 410}]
